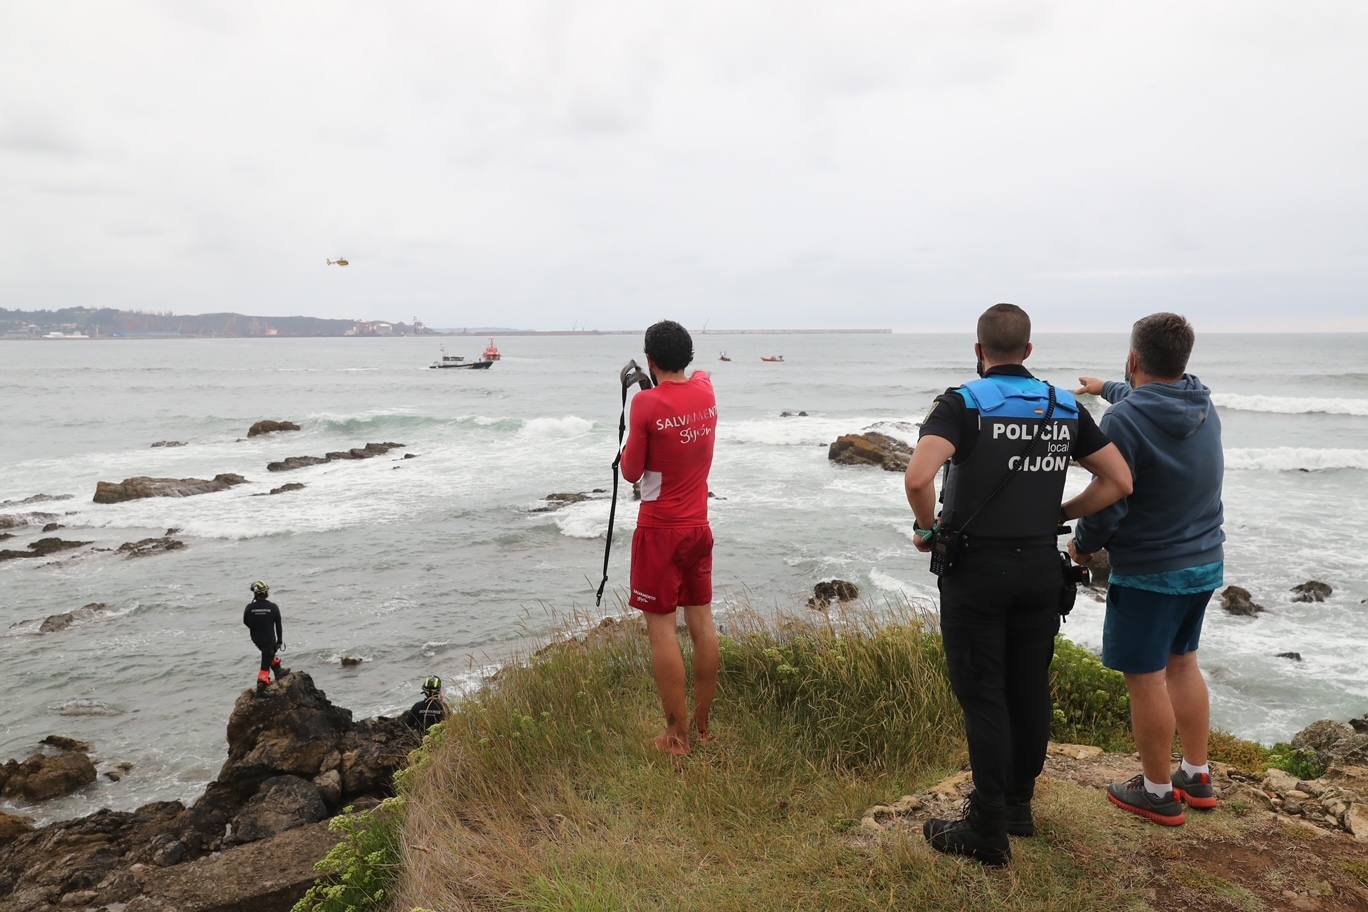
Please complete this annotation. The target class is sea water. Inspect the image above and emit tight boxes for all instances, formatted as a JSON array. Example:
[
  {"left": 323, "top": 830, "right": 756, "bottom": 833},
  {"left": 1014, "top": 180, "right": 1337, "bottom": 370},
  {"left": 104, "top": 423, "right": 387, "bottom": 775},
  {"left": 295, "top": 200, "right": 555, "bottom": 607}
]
[{"left": 1, "top": 332, "right": 1365, "bottom": 822}]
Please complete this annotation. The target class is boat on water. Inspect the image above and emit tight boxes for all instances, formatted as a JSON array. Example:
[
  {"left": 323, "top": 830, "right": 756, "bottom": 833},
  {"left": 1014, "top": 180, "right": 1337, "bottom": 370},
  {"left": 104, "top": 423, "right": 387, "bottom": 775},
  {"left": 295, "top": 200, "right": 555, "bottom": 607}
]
[
  {"left": 483, "top": 338, "right": 502, "bottom": 361},
  {"left": 719, "top": 352, "right": 731, "bottom": 362},
  {"left": 429, "top": 346, "right": 494, "bottom": 370},
  {"left": 761, "top": 355, "right": 784, "bottom": 363}
]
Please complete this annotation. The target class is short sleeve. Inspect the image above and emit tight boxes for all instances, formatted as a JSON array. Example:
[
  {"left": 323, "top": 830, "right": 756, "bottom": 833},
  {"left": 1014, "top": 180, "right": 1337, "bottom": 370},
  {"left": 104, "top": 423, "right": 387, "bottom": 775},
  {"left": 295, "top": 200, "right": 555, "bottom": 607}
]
[
  {"left": 1072, "top": 406, "right": 1109, "bottom": 459},
  {"left": 917, "top": 391, "right": 966, "bottom": 451}
]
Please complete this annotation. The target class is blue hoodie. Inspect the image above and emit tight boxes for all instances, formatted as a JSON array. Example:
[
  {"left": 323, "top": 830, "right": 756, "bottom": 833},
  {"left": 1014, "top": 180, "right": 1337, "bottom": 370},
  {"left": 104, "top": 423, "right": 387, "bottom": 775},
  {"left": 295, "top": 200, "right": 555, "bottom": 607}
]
[{"left": 1074, "top": 375, "right": 1225, "bottom": 580}]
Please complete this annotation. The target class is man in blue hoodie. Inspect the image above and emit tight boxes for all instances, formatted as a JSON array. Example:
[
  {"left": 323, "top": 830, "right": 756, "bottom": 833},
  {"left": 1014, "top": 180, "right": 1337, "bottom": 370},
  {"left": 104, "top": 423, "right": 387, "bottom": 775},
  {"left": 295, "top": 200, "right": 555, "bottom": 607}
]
[{"left": 1072, "top": 312, "right": 1225, "bottom": 828}]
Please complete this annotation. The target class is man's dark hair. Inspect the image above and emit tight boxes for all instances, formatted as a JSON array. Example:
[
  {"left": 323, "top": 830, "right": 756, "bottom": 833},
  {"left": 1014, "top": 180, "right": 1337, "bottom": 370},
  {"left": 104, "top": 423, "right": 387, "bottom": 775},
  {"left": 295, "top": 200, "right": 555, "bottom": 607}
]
[
  {"left": 1131, "top": 312, "right": 1195, "bottom": 379},
  {"left": 976, "top": 303, "right": 1031, "bottom": 361},
  {"left": 644, "top": 320, "right": 693, "bottom": 372}
]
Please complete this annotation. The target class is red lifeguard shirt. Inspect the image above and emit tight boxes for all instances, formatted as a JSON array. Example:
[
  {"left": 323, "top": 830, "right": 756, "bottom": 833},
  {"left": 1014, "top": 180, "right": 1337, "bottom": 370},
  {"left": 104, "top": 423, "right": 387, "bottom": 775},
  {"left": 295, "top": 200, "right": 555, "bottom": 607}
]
[{"left": 620, "top": 371, "right": 718, "bottom": 528}]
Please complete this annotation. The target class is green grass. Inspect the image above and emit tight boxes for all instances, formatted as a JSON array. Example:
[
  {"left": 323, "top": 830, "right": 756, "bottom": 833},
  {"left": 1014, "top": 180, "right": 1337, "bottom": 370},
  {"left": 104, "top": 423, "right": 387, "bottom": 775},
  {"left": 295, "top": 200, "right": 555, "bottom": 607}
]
[{"left": 298, "top": 603, "right": 1318, "bottom": 912}]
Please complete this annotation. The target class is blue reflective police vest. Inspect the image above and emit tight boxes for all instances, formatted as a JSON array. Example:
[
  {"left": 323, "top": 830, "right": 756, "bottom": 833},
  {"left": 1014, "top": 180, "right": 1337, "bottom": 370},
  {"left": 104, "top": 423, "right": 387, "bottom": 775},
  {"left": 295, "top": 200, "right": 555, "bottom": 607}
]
[{"left": 940, "top": 374, "right": 1080, "bottom": 540}]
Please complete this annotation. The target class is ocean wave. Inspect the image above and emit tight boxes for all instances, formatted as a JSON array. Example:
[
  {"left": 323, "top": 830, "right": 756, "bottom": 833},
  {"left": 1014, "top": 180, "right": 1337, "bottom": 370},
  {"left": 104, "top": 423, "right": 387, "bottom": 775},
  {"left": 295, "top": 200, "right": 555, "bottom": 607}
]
[
  {"left": 518, "top": 415, "right": 595, "bottom": 439},
  {"left": 1224, "top": 447, "right": 1368, "bottom": 471},
  {"left": 724, "top": 416, "right": 917, "bottom": 447},
  {"left": 549, "top": 499, "right": 613, "bottom": 539},
  {"left": 1215, "top": 394, "right": 1368, "bottom": 417}
]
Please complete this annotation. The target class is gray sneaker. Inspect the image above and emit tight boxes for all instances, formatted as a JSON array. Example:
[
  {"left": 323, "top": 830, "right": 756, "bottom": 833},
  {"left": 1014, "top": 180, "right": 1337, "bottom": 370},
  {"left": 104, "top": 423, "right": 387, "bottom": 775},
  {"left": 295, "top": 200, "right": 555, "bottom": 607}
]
[
  {"left": 1106, "top": 775, "right": 1185, "bottom": 826},
  {"left": 1171, "top": 768, "right": 1218, "bottom": 809}
]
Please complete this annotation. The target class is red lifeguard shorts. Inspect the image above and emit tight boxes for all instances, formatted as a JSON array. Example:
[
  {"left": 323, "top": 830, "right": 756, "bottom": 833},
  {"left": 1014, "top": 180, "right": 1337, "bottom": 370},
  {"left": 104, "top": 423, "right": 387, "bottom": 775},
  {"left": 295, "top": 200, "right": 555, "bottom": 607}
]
[{"left": 628, "top": 525, "right": 714, "bottom": 614}]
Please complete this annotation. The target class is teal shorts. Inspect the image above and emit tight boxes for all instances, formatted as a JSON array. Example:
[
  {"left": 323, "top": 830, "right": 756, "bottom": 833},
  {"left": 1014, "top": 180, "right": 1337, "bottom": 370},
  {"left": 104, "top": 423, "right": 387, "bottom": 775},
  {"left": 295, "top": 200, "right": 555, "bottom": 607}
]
[{"left": 1101, "top": 585, "right": 1213, "bottom": 675}]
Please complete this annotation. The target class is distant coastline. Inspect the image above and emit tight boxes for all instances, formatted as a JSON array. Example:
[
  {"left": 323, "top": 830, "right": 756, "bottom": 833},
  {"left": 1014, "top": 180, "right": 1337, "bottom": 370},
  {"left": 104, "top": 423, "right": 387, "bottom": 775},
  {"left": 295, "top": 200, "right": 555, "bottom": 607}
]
[{"left": 1, "top": 307, "right": 893, "bottom": 340}]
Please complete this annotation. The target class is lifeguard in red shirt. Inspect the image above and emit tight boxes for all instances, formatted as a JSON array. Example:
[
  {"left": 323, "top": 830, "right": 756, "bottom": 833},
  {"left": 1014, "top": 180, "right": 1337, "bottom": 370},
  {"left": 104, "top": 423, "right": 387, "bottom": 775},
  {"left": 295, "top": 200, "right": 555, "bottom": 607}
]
[{"left": 620, "top": 320, "right": 720, "bottom": 756}]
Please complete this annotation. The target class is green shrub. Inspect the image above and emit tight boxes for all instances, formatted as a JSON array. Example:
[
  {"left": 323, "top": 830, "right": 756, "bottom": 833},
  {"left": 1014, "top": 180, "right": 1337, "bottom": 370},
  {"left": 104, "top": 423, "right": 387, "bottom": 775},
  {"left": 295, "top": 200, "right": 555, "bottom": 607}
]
[
  {"left": 1266, "top": 743, "right": 1326, "bottom": 780},
  {"left": 1049, "top": 637, "right": 1132, "bottom": 750},
  {"left": 291, "top": 796, "right": 405, "bottom": 912}
]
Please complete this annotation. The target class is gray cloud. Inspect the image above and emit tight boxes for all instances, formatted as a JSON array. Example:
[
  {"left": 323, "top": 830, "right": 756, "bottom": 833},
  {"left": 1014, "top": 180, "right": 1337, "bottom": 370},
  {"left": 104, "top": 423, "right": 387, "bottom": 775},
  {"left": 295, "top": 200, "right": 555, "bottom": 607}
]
[{"left": 1, "top": 0, "right": 1366, "bottom": 330}]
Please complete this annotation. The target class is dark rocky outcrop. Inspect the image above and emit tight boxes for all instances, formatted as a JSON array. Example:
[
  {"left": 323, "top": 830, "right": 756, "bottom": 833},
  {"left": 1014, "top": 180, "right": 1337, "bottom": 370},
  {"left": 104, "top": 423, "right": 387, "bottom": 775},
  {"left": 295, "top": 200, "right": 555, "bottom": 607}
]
[
  {"left": 266, "top": 441, "right": 404, "bottom": 472},
  {"left": 252, "top": 482, "right": 307, "bottom": 496},
  {"left": 149, "top": 440, "right": 186, "bottom": 448},
  {"left": 0, "top": 672, "right": 413, "bottom": 912},
  {"left": 531, "top": 490, "right": 607, "bottom": 512},
  {"left": 0, "top": 512, "right": 59, "bottom": 531},
  {"left": 0, "top": 494, "right": 72, "bottom": 509},
  {"left": 780, "top": 410, "right": 809, "bottom": 417},
  {"left": 1221, "top": 585, "right": 1265, "bottom": 616},
  {"left": 247, "top": 420, "right": 301, "bottom": 437},
  {"left": 828, "top": 432, "right": 913, "bottom": 473},
  {"left": 808, "top": 579, "right": 860, "bottom": 609},
  {"left": 1291, "top": 580, "right": 1333, "bottom": 603},
  {"left": 93, "top": 474, "right": 248, "bottom": 504},
  {"left": 38, "top": 602, "right": 112, "bottom": 634},
  {"left": 1275, "top": 651, "right": 1303, "bottom": 662},
  {"left": 0, "top": 538, "right": 92, "bottom": 563},
  {"left": 40, "top": 736, "right": 90, "bottom": 753},
  {"left": 117, "top": 536, "right": 187, "bottom": 558},
  {"left": 0, "top": 812, "right": 34, "bottom": 842},
  {"left": 0, "top": 747, "right": 97, "bottom": 801},
  {"left": 340, "top": 656, "right": 363, "bottom": 667},
  {"left": 40, "top": 522, "right": 62, "bottom": 532}
]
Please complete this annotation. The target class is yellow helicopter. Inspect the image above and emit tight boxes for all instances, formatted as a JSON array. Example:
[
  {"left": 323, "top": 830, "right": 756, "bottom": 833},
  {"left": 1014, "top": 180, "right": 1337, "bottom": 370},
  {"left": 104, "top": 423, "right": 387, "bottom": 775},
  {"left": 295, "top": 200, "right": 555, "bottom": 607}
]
[{"left": 327, "top": 258, "right": 350, "bottom": 266}]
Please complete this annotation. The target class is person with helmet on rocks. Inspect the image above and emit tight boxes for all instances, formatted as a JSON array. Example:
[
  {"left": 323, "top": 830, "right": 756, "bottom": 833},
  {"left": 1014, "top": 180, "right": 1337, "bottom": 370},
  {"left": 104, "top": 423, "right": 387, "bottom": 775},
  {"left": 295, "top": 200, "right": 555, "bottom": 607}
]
[
  {"left": 243, "top": 580, "right": 286, "bottom": 686},
  {"left": 404, "top": 676, "right": 448, "bottom": 734}
]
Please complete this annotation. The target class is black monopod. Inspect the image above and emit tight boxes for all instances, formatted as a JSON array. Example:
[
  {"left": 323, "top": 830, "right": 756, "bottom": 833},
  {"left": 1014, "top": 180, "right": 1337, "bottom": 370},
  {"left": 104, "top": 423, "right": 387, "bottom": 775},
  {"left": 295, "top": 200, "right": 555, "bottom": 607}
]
[{"left": 594, "top": 360, "right": 654, "bottom": 606}]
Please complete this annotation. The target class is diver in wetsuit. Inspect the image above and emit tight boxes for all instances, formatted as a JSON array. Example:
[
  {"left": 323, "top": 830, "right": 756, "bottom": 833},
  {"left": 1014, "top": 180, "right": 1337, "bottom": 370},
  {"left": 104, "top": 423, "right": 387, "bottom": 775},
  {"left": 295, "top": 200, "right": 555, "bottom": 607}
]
[
  {"left": 404, "top": 676, "right": 448, "bottom": 734},
  {"left": 243, "top": 580, "right": 287, "bottom": 686}
]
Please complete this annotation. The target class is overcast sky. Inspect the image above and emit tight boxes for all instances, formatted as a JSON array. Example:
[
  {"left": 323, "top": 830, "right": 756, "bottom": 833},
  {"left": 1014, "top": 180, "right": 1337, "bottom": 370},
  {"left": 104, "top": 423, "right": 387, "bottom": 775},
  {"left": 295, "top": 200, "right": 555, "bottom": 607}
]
[{"left": 2, "top": 1, "right": 1365, "bottom": 331}]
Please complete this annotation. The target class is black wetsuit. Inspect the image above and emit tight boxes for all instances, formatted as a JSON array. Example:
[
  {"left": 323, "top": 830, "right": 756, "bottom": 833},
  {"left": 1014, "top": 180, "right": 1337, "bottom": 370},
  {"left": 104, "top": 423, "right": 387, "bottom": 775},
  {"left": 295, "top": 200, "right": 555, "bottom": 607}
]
[
  {"left": 404, "top": 696, "right": 446, "bottom": 734},
  {"left": 243, "top": 597, "right": 283, "bottom": 672}
]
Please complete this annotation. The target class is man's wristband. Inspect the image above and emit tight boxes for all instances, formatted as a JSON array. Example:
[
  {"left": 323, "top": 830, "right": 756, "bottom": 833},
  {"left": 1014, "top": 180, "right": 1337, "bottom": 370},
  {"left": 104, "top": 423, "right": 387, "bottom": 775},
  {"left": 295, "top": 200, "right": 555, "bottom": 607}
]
[{"left": 914, "top": 523, "right": 937, "bottom": 542}]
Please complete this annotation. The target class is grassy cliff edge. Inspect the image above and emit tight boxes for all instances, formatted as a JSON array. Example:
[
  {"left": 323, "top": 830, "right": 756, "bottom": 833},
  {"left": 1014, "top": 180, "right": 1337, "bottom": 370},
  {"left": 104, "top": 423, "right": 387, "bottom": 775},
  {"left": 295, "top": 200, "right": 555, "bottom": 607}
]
[{"left": 295, "top": 604, "right": 1368, "bottom": 912}]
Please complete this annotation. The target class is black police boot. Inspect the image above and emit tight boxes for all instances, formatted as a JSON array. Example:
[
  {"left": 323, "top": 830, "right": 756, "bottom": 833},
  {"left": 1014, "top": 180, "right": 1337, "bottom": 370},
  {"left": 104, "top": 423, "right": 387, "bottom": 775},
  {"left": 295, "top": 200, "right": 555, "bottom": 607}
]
[
  {"left": 922, "top": 793, "right": 1012, "bottom": 866},
  {"left": 1006, "top": 798, "right": 1035, "bottom": 837}
]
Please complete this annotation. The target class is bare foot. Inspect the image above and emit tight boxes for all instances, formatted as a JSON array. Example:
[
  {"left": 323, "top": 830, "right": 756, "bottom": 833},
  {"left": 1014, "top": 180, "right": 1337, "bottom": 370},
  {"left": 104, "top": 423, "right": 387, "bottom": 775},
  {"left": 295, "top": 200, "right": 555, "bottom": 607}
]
[
  {"left": 653, "top": 732, "right": 690, "bottom": 757},
  {"left": 692, "top": 723, "right": 716, "bottom": 744}
]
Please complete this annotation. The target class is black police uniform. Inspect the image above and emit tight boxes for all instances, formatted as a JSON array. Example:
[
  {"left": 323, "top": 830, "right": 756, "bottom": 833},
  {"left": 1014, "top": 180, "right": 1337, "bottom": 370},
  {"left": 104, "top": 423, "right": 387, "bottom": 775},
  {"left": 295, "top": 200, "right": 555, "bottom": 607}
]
[
  {"left": 919, "top": 365, "right": 1108, "bottom": 828},
  {"left": 404, "top": 696, "right": 447, "bottom": 734},
  {"left": 243, "top": 597, "right": 283, "bottom": 674}
]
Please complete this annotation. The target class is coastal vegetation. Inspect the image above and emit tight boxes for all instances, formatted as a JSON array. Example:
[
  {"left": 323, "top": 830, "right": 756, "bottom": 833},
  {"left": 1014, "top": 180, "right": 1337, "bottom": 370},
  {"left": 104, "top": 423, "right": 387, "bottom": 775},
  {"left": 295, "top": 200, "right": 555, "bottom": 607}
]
[{"left": 294, "top": 602, "right": 1359, "bottom": 912}]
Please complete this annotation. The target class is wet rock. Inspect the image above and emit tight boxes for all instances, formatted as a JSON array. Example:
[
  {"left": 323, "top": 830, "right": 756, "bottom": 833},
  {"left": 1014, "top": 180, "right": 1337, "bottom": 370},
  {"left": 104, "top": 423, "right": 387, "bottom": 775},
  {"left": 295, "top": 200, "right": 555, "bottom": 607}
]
[
  {"left": 1276, "top": 651, "right": 1304, "bottom": 662},
  {"left": 105, "top": 761, "right": 134, "bottom": 783},
  {"left": 828, "top": 432, "right": 913, "bottom": 473},
  {"left": 246, "top": 419, "right": 301, "bottom": 437},
  {"left": 252, "top": 482, "right": 306, "bottom": 496},
  {"left": 339, "top": 656, "right": 363, "bottom": 667},
  {"left": 0, "top": 749, "right": 97, "bottom": 801},
  {"left": 1291, "top": 581, "right": 1333, "bottom": 603},
  {"left": 149, "top": 440, "right": 186, "bottom": 448},
  {"left": 40, "top": 522, "right": 62, "bottom": 532},
  {"left": 403, "top": 452, "right": 419, "bottom": 459},
  {"left": 0, "top": 538, "right": 92, "bottom": 563},
  {"left": 230, "top": 776, "right": 328, "bottom": 844},
  {"left": 810, "top": 579, "right": 860, "bottom": 605},
  {"left": 93, "top": 474, "right": 248, "bottom": 504},
  {"left": 38, "top": 603, "right": 112, "bottom": 633},
  {"left": 40, "top": 736, "right": 91, "bottom": 753},
  {"left": 117, "top": 536, "right": 187, "bottom": 558},
  {"left": 531, "top": 491, "right": 600, "bottom": 512},
  {"left": 0, "top": 511, "right": 60, "bottom": 531},
  {"left": 0, "top": 812, "right": 35, "bottom": 842},
  {"left": 779, "top": 410, "right": 809, "bottom": 417},
  {"left": 0, "top": 494, "right": 73, "bottom": 509},
  {"left": 266, "top": 441, "right": 403, "bottom": 472},
  {"left": 1220, "top": 585, "right": 1265, "bottom": 616}
]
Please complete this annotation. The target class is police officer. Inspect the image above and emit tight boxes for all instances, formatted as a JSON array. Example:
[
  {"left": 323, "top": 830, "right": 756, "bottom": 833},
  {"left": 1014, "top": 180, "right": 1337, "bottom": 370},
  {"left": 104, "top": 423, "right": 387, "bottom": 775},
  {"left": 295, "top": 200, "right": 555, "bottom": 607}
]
[
  {"left": 404, "top": 676, "right": 448, "bottom": 735},
  {"left": 904, "top": 303, "right": 1133, "bottom": 865}
]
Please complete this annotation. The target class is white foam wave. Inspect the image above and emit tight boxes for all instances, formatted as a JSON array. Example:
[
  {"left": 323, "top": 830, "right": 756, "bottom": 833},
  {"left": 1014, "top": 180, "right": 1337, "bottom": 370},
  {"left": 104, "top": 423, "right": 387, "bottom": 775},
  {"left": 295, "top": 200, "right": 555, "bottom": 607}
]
[
  {"left": 550, "top": 499, "right": 613, "bottom": 539},
  {"left": 1215, "top": 394, "right": 1368, "bottom": 417},
  {"left": 1225, "top": 448, "right": 1368, "bottom": 471},
  {"left": 518, "top": 416, "right": 595, "bottom": 439},
  {"left": 869, "top": 568, "right": 913, "bottom": 593},
  {"left": 725, "top": 416, "right": 917, "bottom": 447}
]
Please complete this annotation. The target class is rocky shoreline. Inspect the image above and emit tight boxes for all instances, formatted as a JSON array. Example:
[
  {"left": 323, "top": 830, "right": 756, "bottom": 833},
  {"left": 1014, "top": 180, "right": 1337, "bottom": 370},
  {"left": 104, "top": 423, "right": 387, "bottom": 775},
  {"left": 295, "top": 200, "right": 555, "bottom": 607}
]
[{"left": 0, "top": 672, "right": 415, "bottom": 912}]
